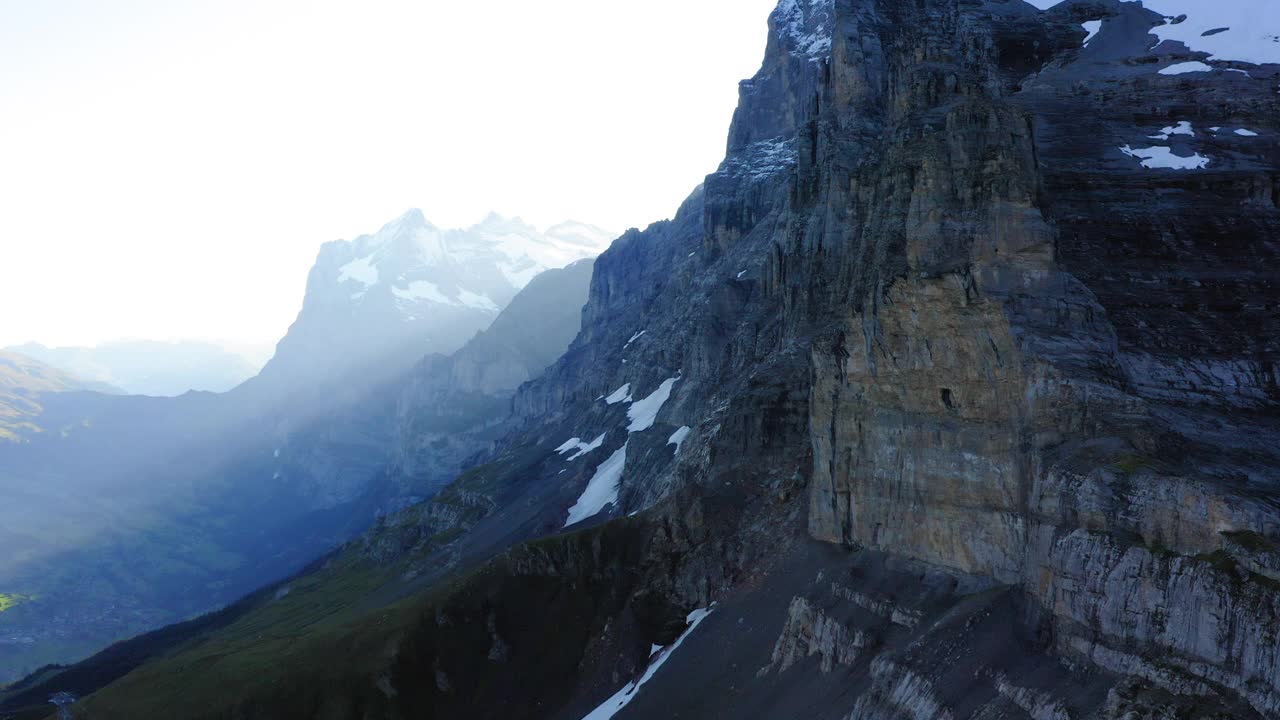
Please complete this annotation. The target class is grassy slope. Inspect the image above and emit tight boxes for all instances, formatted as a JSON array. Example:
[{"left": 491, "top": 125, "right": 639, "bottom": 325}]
[
  {"left": 72, "top": 516, "right": 656, "bottom": 720},
  {"left": 0, "top": 447, "right": 557, "bottom": 718},
  {"left": 81, "top": 553, "right": 412, "bottom": 720},
  {"left": 0, "top": 549, "right": 412, "bottom": 720},
  {"left": 0, "top": 350, "right": 102, "bottom": 441}
]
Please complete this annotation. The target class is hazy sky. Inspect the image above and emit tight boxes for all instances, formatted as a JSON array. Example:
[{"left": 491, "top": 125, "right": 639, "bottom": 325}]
[{"left": 0, "top": 0, "right": 777, "bottom": 350}]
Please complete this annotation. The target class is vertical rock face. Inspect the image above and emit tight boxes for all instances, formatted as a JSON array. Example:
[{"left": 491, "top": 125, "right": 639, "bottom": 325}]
[
  {"left": 449, "top": 1, "right": 1280, "bottom": 715},
  {"left": 794, "top": 0, "right": 1280, "bottom": 715}
]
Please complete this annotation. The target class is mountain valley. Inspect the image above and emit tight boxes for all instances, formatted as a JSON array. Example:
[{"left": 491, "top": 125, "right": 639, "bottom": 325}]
[{"left": 0, "top": 214, "right": 610, "bottom": 685}]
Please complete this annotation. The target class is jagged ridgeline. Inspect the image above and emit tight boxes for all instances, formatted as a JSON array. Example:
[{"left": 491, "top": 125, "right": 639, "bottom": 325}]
[{"left": 6, "top": 0, "right": 1278, "bottom": 717}]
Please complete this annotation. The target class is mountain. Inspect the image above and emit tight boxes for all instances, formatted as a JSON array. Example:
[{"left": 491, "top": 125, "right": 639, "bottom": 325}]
[
  {"left": 253, "top": 210, "right": 613, "bottom": 398},
  {"left": 0, "top": 213, "right": 611, "bottom": 684},
  {"left": 11, "top": 1, "right": 1280, "bottom": 718},
  {"left": 0, "top": 351, "right": 117, "bottom": 441},
  {"left": 391, "top": 258, "right": 598, "bottom": 500},
  {"left": 6, "top": 341, "right": 257, "bottom": 397}
]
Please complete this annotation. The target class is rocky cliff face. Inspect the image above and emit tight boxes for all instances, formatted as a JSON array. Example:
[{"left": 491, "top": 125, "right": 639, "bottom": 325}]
[
  {"left": 423, "top": 0, "right": 1280, "bottom": 715},
  {"left": 40, "top": 0, "right": 1280, "bottom": 717},
  {"left": 799, "top": 1, "right": 1280, "bottom": 715}
]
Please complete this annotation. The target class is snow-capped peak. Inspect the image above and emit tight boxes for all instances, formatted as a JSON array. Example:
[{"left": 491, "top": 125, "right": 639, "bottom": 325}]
[
  {"left": 544, "top": 221, "right": 617, "bottom": 251},
  {"left": 324, "top": 210, "right": 614, "bottom": 319}
]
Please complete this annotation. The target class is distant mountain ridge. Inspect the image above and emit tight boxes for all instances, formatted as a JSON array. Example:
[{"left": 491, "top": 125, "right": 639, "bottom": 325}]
[
  {"left": 0, "top": 350, "right": 118, "bottom": 442},
  {"left": 7, "top": 340, "right": 257, "bottom": 397}
]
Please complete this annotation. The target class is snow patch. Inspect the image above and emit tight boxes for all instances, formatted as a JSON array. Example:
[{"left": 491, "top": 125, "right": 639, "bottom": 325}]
[
  {"left": 667, "top": 426, "right": 692, "bottom": 454},
  {"left": 1120, "top": 145, "right": 1211, "bottom": 170},
  {"left": 1148, "top": 121, "right": 1195, "bottom": 139},
  {"left": 627, "top": 376, "right": 679, "bottom": 433},
  {"left": 337, "top": 255, "right": 378, "bottom": 286},
  {"left": 391, "top": 280, "right": 497, "bottom": 313},
  {"left": 557, "top": 433, "right": 607, "bottom": 461},
  {"left": 604, "top": 383, "right": 633, "bottom": 405},
  {"left": 1082, "top": 20, "right": 1102, "bottom": 46},
  {"left": 564, "top": 443, "right": 627, "bottom": 527},
  {"left": 1142, "top": 1, "right": 1280, "bottom": 66},
  {"left": 332, "top": 210, "right": 613, "bottom": 315},
  {"left": 391, "top": 280, "right": 452, "bottom": 305},
  {"left": 456, "top": 288, "right": 500, "bottom": 313},
  {"left": 579, "top": 606, "right": 716, "bottom": 720},
  {"left": 625, "top": 330, "right": 646, "bottom": 348},
  {"left": 1029, "top": 1, "right": 1280, "bottom": 66},
  {"left": 1159, "top": 61, "right": 1214, "bottom": 75},
  {"left": 1235, "top": 128, "right": 1260, "bottom": 136}
]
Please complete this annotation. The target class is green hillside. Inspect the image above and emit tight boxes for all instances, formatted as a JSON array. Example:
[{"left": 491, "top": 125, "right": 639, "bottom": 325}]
[{"left": 0, "top": 350, "right": 114, "bottom": 441}]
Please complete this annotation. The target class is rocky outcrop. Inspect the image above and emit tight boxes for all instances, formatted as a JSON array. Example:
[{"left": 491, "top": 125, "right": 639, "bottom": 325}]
[{"left": 763, "top": 595, "right": 867, "bottom": 673}]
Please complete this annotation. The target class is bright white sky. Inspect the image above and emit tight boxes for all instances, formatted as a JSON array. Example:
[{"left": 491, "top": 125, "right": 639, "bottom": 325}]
[{"left": 0, "top": 0, "right": 777, "bottom": 351}]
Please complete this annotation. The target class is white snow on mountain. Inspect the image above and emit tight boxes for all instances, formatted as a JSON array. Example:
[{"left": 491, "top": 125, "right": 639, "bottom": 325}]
[
  {"left": 579, "top": 606, "right": 717, "bottom": 720},
  {"left": 1140, "top": 0, "right": 1280, "bottom": 66},
  {"left": 470, "top": 213, "right": 615, "bottom": 288},
  {"left": 564, "top": 442, "right": 628, "bottom": 527},
  {"left": 391, "top": 280, "right": 452, "bottom": 305},
  {"left": 667, "top": 426, "right": 691, "bottom": 454},
  {"left": 1027, "top": 0, "right": 1280, "bottom": 66},
  {"left": 456, "top": 288, "right": 500, "bottom": 313},
  {"left": 1159, "top": 61, "right": 1213, "bottom": 76},
  {"left": 1149, "top": 121, "right": 1195, "bottom": 140},
  {"left": 604, "top": 383, "right": 633, "bottom": 405},
  {"left": 337, "top": 256, "right": 379, "bottom": 287},
  {"left": 556, "top": 432, "right": 607, "bottom": 461},
  {"left": 544, "top": 221, "right": 618, "bottom": 251},
  {"left": 627, "top": 376, "right": 679, "bottom": 433},
  {"left": 328, "top": 209, "right": 614, "bottom": 319},
  {"left": 773, "top": 0, "right": 835, "bottom": 60},
  {"left": 1120, "top": 145, "right": 1212, "bottom": 170},
  {"left": 1081, "top": 20, "right": 1102, "bottom": 46}
]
